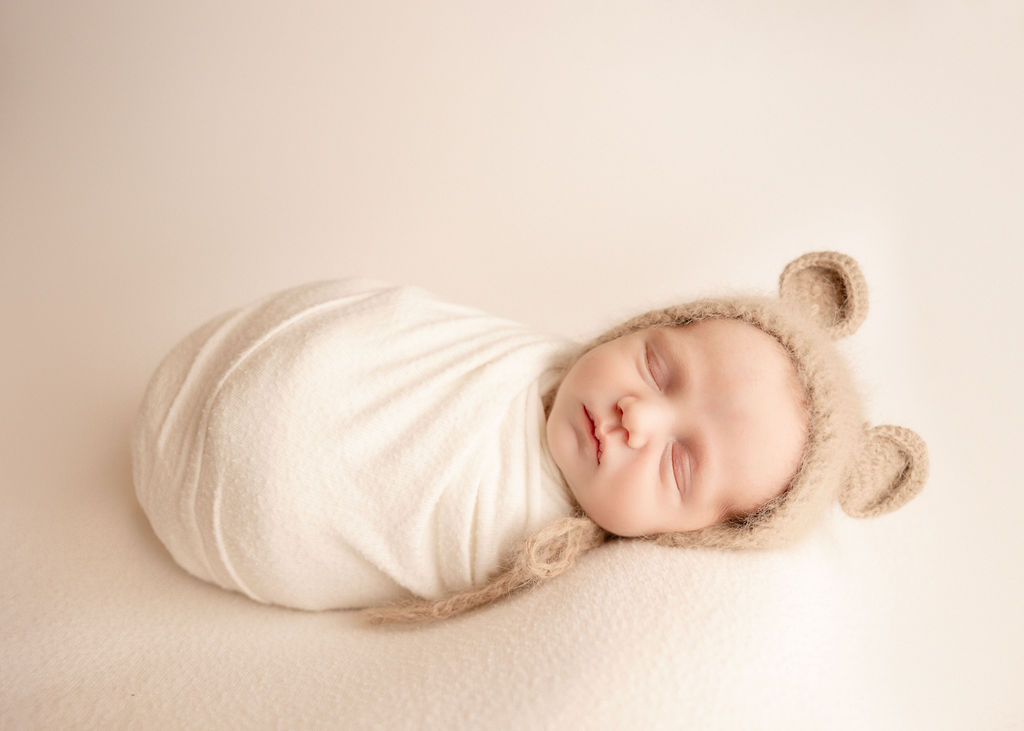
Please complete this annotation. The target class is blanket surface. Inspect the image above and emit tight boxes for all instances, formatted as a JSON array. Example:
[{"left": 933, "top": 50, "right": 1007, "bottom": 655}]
[{"left": 132, "top": 279, "right": 577, "bottom": 609}]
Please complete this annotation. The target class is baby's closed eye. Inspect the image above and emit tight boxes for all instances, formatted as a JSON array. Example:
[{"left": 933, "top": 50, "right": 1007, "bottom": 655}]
[{"left": 644, "top": 343, "right": 667, "bottom": 389}]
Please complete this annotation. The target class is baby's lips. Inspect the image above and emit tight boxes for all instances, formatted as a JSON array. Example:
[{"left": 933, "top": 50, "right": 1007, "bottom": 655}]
[{"left": 583, "top": 405, "right": 603, "bottom": 464}]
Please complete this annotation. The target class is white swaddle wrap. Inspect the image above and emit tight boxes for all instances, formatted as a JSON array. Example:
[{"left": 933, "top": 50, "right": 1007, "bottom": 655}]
[{"left": 132, "top": 279, "right": 577, "bottom": 610}]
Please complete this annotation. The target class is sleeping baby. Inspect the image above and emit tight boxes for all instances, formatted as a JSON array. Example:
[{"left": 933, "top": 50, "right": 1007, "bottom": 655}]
[{"left": 131, "top": 251, "right": 928, "bottom": 623}]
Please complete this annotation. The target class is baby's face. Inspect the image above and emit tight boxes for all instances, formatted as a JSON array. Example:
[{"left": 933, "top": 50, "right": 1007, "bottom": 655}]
[{"left": 545, "top": 319, "right": 807, "bottom": 537}]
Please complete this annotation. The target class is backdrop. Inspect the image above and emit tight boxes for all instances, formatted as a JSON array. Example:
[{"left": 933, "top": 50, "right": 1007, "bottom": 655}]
[{"left": 3, "top": 2, "right": 1022, "bottom": 728}]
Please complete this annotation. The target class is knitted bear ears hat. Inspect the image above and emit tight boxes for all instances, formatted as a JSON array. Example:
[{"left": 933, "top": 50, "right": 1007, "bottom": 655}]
[{"left": 585, "top": 251, "right": 929, "bottom": 549}]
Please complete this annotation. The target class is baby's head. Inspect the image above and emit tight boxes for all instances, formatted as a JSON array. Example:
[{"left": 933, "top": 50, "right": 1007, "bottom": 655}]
[
  {"left": 546, "top": 318, "right": 808, "bottom": 538},
  {"left": 365, "top": 251, "right": 929, "bottom": 624},
  {"left": 546, "top": 250, "right": 928, "bottom": 551}
]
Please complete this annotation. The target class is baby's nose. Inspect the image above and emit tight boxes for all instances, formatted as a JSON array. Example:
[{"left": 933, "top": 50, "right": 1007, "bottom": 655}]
[{"left": 616, "top": 395, "right": 670, "bottom": 450}]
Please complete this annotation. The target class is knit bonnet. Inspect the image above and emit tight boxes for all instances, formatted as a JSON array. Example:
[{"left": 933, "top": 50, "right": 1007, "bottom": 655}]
[{"left": 574, "top": 251, "right": 928, "bottom": 549}]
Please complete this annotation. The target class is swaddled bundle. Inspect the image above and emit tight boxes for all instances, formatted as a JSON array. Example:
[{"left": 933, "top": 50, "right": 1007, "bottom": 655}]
[{"left": 132, "top": 279, "right": 577, "bottom": 610}]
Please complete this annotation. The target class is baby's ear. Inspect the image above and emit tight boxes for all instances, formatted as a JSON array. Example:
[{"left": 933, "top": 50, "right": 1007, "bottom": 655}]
[
  {"left": 840, "top": 425, "right": 929, "bottom": 518},
  {"left": 778, "top": 251, "right": 869, "bottom": 339}
]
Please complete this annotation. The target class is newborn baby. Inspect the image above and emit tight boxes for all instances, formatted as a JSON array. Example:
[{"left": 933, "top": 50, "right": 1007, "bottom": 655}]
[{"left": 132, "top": 251, "right": 928, "bottom": 623}]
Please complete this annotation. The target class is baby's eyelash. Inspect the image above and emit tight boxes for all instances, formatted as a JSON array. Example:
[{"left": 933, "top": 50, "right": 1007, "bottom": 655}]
[
  {"left": 644, "top": 344, "right": 662, "bottom": 390},
  {"left": 664, "top": 442, "right": 684, "bottom": 496}
]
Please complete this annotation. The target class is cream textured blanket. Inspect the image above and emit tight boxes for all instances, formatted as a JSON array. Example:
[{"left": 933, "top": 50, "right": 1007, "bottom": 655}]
[{"left": 132, "top": 279, "right": 576, "bottom": 610}]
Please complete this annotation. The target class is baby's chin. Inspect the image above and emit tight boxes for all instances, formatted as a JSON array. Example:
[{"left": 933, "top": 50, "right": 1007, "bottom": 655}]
[
  {"left": 545, "top": 409, "right": 585, "bottom": 489},
  {"left": 570, "top": 489, "right": 651, "bottom": 538}
]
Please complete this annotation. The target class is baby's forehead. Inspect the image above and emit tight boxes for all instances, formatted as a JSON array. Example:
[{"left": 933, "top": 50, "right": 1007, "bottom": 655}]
[{"left": 654, "top": 319, "right": 792, "bottom": 368}]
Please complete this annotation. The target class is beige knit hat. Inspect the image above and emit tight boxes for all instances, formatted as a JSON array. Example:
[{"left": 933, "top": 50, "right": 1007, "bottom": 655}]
[{"left": 588, "top": 250, "right": 928, "bottom": 549}]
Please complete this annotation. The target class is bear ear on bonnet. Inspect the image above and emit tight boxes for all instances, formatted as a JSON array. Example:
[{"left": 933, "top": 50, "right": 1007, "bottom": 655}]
[
  {"left": 778, "top": 250, "right": 869, "bottom": 339},
  {"left": 840, "top": 424, "right": 929, "bottom": 519}
]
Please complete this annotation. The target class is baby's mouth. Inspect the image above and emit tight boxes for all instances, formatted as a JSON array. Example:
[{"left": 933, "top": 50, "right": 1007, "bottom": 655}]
[{"left": 584, "top": 405, "right": 602, "bottom": 464}]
